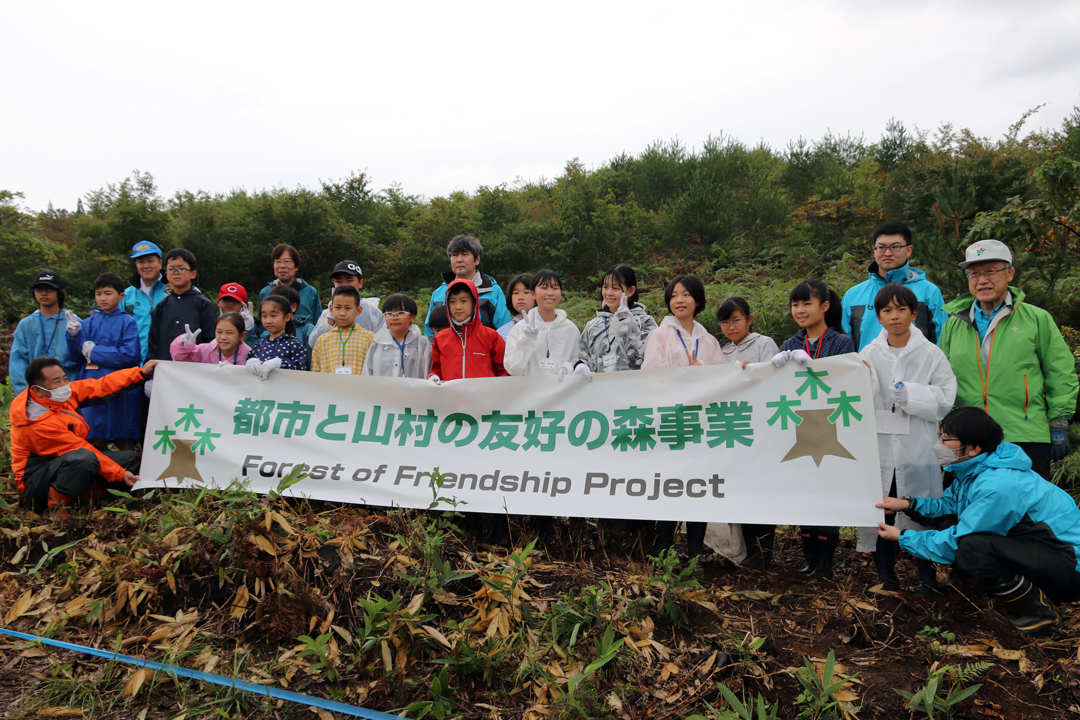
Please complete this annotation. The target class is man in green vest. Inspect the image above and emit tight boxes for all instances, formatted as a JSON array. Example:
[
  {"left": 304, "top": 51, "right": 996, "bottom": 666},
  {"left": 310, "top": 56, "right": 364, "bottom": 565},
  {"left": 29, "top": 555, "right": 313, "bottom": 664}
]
[{"left": 939, "top": 239, "right": 1078, "bottom": 479}]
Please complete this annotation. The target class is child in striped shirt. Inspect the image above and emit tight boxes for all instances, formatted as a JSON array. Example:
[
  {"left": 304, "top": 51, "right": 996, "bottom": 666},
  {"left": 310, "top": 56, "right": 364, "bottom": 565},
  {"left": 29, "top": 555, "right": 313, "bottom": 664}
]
[{"left": 310, "top": 285, "right": 375, "bottom": 375}]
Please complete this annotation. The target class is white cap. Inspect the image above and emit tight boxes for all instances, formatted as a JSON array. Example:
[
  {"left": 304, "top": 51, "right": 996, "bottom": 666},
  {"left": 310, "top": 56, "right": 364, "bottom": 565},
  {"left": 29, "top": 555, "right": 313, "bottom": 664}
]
[{"left": 959, "top": 239, "right": 1012, "bottom": 269}]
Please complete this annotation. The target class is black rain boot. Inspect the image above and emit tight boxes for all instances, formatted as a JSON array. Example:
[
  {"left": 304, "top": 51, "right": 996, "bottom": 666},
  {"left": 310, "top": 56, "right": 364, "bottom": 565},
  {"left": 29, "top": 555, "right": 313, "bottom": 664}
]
[
  {"left": 996, "top": 577, "right": 1060, "bottom": 636},
  {"left": 741, "top": 524, "right": 774, "bottom": 570},
  {"left": 873, "top": 537, "right": 900, "bottom": 591},
  {"left": 686, "top": 522, "right": 707, "bottom": 560},
  {"left": 651, "top": 521, "right": 678, "bottom": 558},
  {"left": 797, "top": 532, "right": 819, "bottom": 574},
  {"left": 813, "top": 534, "right": 839, "bottom": 579},
  {"left": 916, "top": 558, "right": 940, "bottom": 595}
]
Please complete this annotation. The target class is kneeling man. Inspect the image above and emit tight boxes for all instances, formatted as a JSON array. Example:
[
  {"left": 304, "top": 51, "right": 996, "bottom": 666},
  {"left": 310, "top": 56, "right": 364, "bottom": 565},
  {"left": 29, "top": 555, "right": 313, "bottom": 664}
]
[
  {"left": 11, "top": 356, "right": 158, "bottom": 511},
  {"left": 878, "top": 407, "right": 1080, "bottom": 635}
]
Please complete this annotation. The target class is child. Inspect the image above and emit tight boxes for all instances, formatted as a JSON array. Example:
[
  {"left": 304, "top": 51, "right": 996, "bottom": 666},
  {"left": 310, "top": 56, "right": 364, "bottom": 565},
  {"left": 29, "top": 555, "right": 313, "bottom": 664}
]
[
  {"left": 429, "top": 279, "right": 508, "bottom": 382},
  {"left": 428, "top": 305, "right": 450, "bottom": 335},
  {"left": 504, "top": 269, "right": 588, "bottom": 380},
  {"left": 217, "top": 282, "right": 255, "bottom": 333},
  {"left": 64, "top": 273, "right": 142, "bottom": 450},
  {"left": 580, "top": 264, "right": 657, "bottom": 373},
  {"left": 308, "top": 260, "right": 384, "bottom": 347},
  {"left": 642, "top": 275, "right": 724, "bottom": 558},
  {"left": 310, "top": 286, "right": 375, "bottom": 375},
  {"left": 858, "top": 284, "right": 956, "bottom": 594},
  {"left": 170, "top": 313, "right": 252, "bottom": 366},
  {"left": 771, "top": 278, "right": 856, "bottom": 578},
  {"left": 246, "top": 295, "right": 309, "bottom": 379},
  {"left": 497, "top": 274, "right": 535, "bottom": 339},
  {"left": 8, "top": 271, "right": 81, "bottom": 394},
  {"left": 253, "top": 285, "right": 315, "bottom": 352},
  {"left": 147, "top": 248, "right": 217, "bottom": 361},
  {"left": 364, "top": 294, "right": 432, "bottom": 378}
]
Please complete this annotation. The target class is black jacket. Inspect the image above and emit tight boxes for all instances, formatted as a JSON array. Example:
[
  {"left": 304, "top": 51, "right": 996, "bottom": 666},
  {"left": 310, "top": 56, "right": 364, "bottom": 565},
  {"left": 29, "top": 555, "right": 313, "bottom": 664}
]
[{"left": 147, "top": 287, "right": 217, "bottom": 361}]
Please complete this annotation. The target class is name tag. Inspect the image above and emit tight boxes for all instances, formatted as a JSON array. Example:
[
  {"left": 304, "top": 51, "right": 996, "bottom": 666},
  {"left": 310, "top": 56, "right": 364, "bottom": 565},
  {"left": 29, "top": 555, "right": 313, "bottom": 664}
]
[
  {"left": 602, "top": 354, "right": 618, "bottom": 367},
  {"left": 85, "top": 364, "right": 99, "bottom": 370},
  {"left": 539, "top": 358, "right": 557, "bottom": 370},
  {"left": 335, "top": 366, "right": 353, "bottom": 375}
]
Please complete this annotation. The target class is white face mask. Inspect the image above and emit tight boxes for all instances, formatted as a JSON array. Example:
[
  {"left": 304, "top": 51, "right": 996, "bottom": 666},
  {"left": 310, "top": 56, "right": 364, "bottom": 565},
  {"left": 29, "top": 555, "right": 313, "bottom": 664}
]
[
  {"left": 934, "top": 439, "right": 970, "bottom": 468},
  {"left": 36, "top": 383, "right": 71, "bottom": 403}
]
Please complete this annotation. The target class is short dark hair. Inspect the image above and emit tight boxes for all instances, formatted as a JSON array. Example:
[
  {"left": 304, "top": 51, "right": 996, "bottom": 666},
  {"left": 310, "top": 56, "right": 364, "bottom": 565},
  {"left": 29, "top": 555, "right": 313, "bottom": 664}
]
[
  {"left": 874, "top": 283, "right": 919, "bottom": 315},
  {"left": 271, "top": 243, "right": 301, "bottom": 269},
  {"left": 216, "top": 312, "right": 245, "bottom": 335},
  {"left": 717, "top": 296, "right": 752, "bottom": 324},
  {"left": 447, "top": 282, "right": 475, "bottom": 301},
  {"left": 268, "top": 284, "right": 300, "bottom": 309},
  {"left": 26, "top": 356, "right": 62, "bottom": 388},
  {"left": 446, "top": 234, "right": 482, "bottom": 260},
  {"left": 259, "top": 295, "right": 296, "bottom": 336},
  {"left": 941, "top": 407, "right": 1004, "bottom": 456},
  {"left": 790, "top": 278, "right": 844, "bottom": 332},
  {"left": 533, "top": 269, "right": 562, "bottom": 290},
  {"left": 664, "top": 275, "right": 707, "bottom": 317},
  {"left": 382, "top": 293, "right": 418, "bottom": 315},
  {"left": 871, "top": 221, "right": 913, "bottom": 246},
  {"left": 331, "top": 284, "right": 361, "bottom": 305},
  {"left": 94, "top": 272, "right": 126, "bottom": 294},
  {"left": 429, "top": 305, "right": 450, "bottom": 332},
  {"left": 165, "top": 247, "right": 197, "bottom": 271},
  {"left": 603, "top": 264, "right": 641, "bottom": 305},
  {"left": 504, "top": 274, "right": 535, "bottom": 316}
]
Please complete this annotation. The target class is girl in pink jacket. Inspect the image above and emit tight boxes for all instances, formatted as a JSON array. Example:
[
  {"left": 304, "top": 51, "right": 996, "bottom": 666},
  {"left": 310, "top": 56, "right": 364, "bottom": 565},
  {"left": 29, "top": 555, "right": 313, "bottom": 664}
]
[{"left": 170, "top": 312, "right": 252, "bottom": 366}]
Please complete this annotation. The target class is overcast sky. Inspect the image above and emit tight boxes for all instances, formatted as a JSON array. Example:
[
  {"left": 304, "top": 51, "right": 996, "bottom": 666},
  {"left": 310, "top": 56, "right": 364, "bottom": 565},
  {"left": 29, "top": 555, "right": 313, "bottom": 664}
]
[{"left": 3, "top": 1, "right": 1078, "bottom": 213}]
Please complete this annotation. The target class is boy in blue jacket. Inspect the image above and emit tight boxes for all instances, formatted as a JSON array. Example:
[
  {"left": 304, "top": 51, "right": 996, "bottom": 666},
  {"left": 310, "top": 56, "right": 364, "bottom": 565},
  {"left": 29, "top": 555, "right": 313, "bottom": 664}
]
[
  {"left": 65, "top": 273, "right": 143, "bottom": 449},
  {"left": 878, "top": 407, "right": 1080, "bottom": 635},
  {"left": 8, "top": 270, "right": 81, "bottom": 394}
]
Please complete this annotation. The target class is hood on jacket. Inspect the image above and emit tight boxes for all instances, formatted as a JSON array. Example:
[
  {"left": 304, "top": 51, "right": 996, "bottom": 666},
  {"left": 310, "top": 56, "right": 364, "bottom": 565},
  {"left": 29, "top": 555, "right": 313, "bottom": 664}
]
[
  {"left": 865, "top": 262, "right": 928, "bottom": 286},
  {"left": 950, "top": 441, "right": 1033, "bottom": 482},
  {"left": 943, "top": 285, "right": 1026, "bottom": 317},
  {"left": 445, "top": 279, "right": 482, "bottom": 333},
  {"left": 596, "top": 301, "right": 647, "bottom": 315},
  {"left": 659, "top": 315, "right": 710, "bottom": 339},
  {"left": 868, "top": 324, "right": 929, "bottom": 353},
  {"left": 441, "top": 270, "right": 494, "bottom": 293},
  {"left": 372, "top": 324, "right": 422, "bottom": 346}
]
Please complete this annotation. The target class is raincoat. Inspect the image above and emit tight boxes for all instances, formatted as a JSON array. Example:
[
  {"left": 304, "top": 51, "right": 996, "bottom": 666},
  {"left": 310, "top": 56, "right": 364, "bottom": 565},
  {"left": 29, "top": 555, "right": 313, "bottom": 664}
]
[
  {"left": 122, "top": 274, "right": 168, "bottom": 361},
  {"left": 719, "top": 332, "right": 779, "bottom": 364},
  {"left": 579, "top": 304, "right": 658, "bottom": 373},
  {"left": 504, "top": 307, "right": 581, "bottom": 376},
  {"left": 8, "top": 309, "right": 81, "bottom": 394},
  {"left": 257, "top": 278, "right": 323, "bottom": 328},
  {"left": 425, "top": 271, "right": 512, "bottom": 337},
  {"left": 429, "top": 279, "right": 507, "bottom": 380},
  {"left": 841, "top": 262, "right": 948, "bottom": 350},
  {"left": 856, "top": 326, "right": 957, "bottom": 552},
  {"left": 642, "top": 316, "right": 724, "bottom": 369},
  {"left": 65, "top": 308, "right": 143, "bottom": 441},
  {"left": 364, "top": 325, "right": 432, "bottom": 379}
]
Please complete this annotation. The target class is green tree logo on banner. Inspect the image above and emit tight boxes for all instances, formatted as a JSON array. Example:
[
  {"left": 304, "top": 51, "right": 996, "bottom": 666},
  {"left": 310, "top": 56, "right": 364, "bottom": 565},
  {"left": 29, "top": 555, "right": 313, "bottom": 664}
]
[{"left": 152, "top": 403, "right": 219, "bottom": 484}]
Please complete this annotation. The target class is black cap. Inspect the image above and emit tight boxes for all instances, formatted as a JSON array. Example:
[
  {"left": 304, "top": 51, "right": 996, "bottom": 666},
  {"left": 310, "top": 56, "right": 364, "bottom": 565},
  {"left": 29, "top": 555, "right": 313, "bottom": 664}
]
[
  {"left": 31, "top": 270, "right": 65, "bottom": 290},
  {"left": 332, "top": 260, "right": 363, "bottom": 278}
]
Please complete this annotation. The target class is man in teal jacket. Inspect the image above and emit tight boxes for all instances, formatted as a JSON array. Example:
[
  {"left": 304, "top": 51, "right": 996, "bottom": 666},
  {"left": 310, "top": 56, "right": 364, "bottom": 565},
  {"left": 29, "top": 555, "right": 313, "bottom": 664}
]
[
  {"left": 878, "top": 408, "right": 1080, "bottom": 635},
  {"left": 938, "top": 239, "right": 1078, "bottom": 479},
  {"left": 121, "top": 241, "right": 169, "bottom": 362},
  {"left": 841, "top": 221, "right": 948, "bottom": 350}
]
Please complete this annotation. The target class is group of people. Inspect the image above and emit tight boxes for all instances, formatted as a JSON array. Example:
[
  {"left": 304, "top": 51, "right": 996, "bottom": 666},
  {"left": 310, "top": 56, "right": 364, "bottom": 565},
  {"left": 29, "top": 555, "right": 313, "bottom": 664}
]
[{"left": 7, "top": 222, "right": 1080, "bottom": 635}]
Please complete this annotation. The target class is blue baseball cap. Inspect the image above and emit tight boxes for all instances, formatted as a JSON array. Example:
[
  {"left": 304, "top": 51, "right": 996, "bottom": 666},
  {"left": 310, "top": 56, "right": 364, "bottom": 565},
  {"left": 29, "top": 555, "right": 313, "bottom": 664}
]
[{"left": 131, "top": 241, "right": 162, "bottom": 259}]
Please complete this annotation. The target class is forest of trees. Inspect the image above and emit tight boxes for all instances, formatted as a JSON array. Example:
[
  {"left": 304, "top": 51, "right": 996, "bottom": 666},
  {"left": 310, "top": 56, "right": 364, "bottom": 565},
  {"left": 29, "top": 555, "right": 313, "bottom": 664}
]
[{"left": 2, "top": 109, "right": 1079, "bottom": 341}]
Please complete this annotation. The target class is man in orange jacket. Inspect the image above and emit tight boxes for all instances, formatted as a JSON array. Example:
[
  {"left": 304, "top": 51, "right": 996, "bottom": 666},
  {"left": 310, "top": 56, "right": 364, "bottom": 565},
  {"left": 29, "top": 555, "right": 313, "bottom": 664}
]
[{"left": 10, "top": 355, "right": 158, "bottom": 511}]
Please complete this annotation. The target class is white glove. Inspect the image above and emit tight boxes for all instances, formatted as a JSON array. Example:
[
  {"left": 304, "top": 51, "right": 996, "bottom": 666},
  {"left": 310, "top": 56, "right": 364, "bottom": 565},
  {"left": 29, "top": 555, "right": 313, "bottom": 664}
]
[
  {"left": 143, "top": 379, "right": 153, "bottom": 398},
  {"left": 890, "top": 383, "right": 908, "bottom": 405},
  {"left": 557, "top": 364, "right": 570, "bottom": 381},
  {"left": 240, "top": 302, "right": 255, "bottom": 332},
  {"left": 325, "top": 300, "right": 336, "bottom": 327},
  {"left": 614, "top": 294, "right": 632, "bottom": 320},
  {"left": 180, "top": 324, "right": 201, "bottom": 346},
  {"left": 429, "top": 374, "right": 443, "bottom": 386},
  {"left": 521, "top": 311, "right": 539, "bottom": 338},
  {"left": 219, "top": 360, "right": 230, "bottom": 366},
  {"left": 790, "top": 349, "right": 812, "bottom": 365},
  {"left": 245, "top": 358, "right": 263, "bottom": 377},
  {"left": 81, "top": 341, "right": 95, "bottom": 364},
  {"left": 771, "top": 351, "right": 791, "bottom": 367},
  {"left": 65, "top": 310, "right": 81, "bottom": 336},
  {"left": 258, "top": 357, "right": 282, "bottom": 380},
  {"left": 573, "top": 363, "right": 593, "bottom": 382}
]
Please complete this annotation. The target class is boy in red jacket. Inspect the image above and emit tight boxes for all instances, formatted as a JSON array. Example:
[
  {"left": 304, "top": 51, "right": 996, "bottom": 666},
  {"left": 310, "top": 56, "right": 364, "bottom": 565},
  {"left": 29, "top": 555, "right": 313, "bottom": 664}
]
[{"left": 428, "top": 279, "right": 508, "bottom": 382}]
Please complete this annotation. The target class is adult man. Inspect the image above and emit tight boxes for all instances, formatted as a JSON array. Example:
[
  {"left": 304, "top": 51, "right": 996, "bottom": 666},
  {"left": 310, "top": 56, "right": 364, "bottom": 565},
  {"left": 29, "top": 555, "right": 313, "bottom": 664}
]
[
  {"left": 307, "top": 260, "right": 384, "bottom": 348},
  {"left": 939, "top": 239, "right": 1078, "bottom": 479},
  {"left": 10, "top": 356, "right": 158, "bottom": 511},
  {"left": 121, "top": 240, "right": 169, "bottom": 362},
  {"left": 423, "top": 235, "right": 511, "bottom": 337},
  {"left": 841, "top": 221, "right": 948, "bottom": 350},
  {"left": 879, "top": 407, "right": 1080, "bottom": 635}
]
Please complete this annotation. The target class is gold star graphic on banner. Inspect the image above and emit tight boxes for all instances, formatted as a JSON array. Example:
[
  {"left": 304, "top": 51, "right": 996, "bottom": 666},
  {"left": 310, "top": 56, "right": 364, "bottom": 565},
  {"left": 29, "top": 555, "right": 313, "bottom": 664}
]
[
  {"left": 156, "top": 439, "right": 205, "bottom": 484},
  {"left": 781, "top": 409, "right": 855, "bottom": 467}
]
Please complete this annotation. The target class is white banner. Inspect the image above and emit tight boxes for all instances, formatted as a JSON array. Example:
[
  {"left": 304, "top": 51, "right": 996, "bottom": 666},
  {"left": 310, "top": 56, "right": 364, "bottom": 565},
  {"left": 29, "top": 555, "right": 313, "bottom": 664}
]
[{"left": 138, "top": 356, "right": 883, "bottom": 526}]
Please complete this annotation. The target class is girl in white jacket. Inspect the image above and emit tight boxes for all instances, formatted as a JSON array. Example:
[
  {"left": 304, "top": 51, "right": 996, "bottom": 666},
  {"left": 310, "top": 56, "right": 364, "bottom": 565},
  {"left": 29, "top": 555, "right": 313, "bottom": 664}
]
[
  {"left": 858, "top": 283, "right": 957, "bottom": 594},
  {"left": 504, "top": 270, "right": 589, "bottom": 380},
  {"left": 363, "top": 294, "right": 432, "bottom": 379}
]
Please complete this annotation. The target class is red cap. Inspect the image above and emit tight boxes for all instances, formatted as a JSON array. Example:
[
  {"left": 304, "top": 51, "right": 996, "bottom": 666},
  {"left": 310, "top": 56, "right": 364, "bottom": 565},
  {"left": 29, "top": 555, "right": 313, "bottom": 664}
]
[{"left": 218, "top": 283, "right": 248, "bottom": 303}]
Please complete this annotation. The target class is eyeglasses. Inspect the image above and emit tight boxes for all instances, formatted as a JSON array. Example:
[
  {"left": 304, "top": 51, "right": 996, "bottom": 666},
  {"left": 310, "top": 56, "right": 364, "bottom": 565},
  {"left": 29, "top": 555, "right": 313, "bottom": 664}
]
[
  {"left": 965, "top": 266, "right": 1010, "bottom": 280},
  {"left": 273, "top": 259, "right": 296, "bottom": 267},
  {"left": 166, "top": 267, "right": 191, "bottom": 275},
  {"left": 873, "top": 243, "right": 910, "bottom": 253},
  {"left": 384, "top": 311, "right": 410, "bottom": 320}
]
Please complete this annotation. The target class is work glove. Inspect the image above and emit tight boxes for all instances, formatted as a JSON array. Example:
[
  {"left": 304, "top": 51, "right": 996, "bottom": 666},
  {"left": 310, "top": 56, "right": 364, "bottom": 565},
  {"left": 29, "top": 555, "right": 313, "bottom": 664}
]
[
  {"left": 789, "top": 349, "right": 812, "bottom": 365},
  {"left": 245, "top": 358, "right": 263, "bottom": 377},
  {"left": 1051, "top": 422, "right": 1071, "bottom": 462},
  {"left": 770, "top": 350, "right": 791, "bottom": 367},
  {"left": 258, "top": 357, "right": 282, "bottom": 380},
  {"left": 429, "top": 374, "right": 443, "bottom": 386},
  {"left": 573, "top": 363, "right": 593, "bottom": 382},
  {"left": 325, "top": 299, "right": 336, "bottom": 327},
  {"left": 890, "top": 382, "right": 908, "bottom": 406},
  {"left": 614, "top": 294, "right": 632, "bottom": 320},
  {"left": 180, "top": 324, "right": 201, "bottom": 346},
  {"left": 521, "top": 311, "right": 539, "bottom": 338},
  {"left": 143, "top": 379, "right": 154, "bottom": 399},
  {"left": 240, "top": 302, "right": 255, "bottom": 332},
  {"left": 81, "top": 341, "right": 95, "bottom": 364},
  {"left": 65, "top": 310, "right": 81, "bottom": 336}
]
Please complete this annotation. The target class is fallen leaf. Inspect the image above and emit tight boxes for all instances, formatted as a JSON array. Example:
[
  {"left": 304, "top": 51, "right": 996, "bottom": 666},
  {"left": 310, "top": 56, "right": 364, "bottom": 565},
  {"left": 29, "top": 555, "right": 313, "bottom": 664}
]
[
  {"left": 992, "top": 648, "right": 1025, "bottom": 661},
  {"left": 83, "top": 548, "right": 109, "bottom": 563},
  {"left": 19, "top": 647, "right": 50, "bottom": 658},
  {"left": 10, "top": 545, "right": 27, "bottom": 565},
  {"left": 37, "top": 710, "right": 85, "bottom": 717},
  {"left": 422, "top": 625, "right": 453, "bottom": 649},
  {"left": 4, "top": 590, "right": 35, "bottom": 623},
  {"left": 315, "top": 710, "right": 334, "bottom": 720},
  {"left": 606, "top": 693, "right": 623, "bottom": 712},
  {"left": 122, "top": 668, "right": 155, "bottom": 697}
]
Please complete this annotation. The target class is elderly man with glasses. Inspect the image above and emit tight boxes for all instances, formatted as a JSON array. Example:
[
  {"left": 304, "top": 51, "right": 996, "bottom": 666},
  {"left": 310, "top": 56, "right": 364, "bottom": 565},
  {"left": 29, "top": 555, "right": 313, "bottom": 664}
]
[
  {"left": 841, "top": 221, "right": 949, "bottom": 351},
  {"left": 939, "top": 240, "right": 1078, "bottom": 479}
]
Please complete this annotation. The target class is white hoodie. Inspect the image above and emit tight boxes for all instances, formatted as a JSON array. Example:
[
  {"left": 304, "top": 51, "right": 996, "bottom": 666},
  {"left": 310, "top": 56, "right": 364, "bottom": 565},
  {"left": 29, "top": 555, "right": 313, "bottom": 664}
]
[
  {"left": 363, "top": 324, "right": 432, "bottom": 379},
  {"left": 504, "top": 307, "right": 581, "bottom": 376}
]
